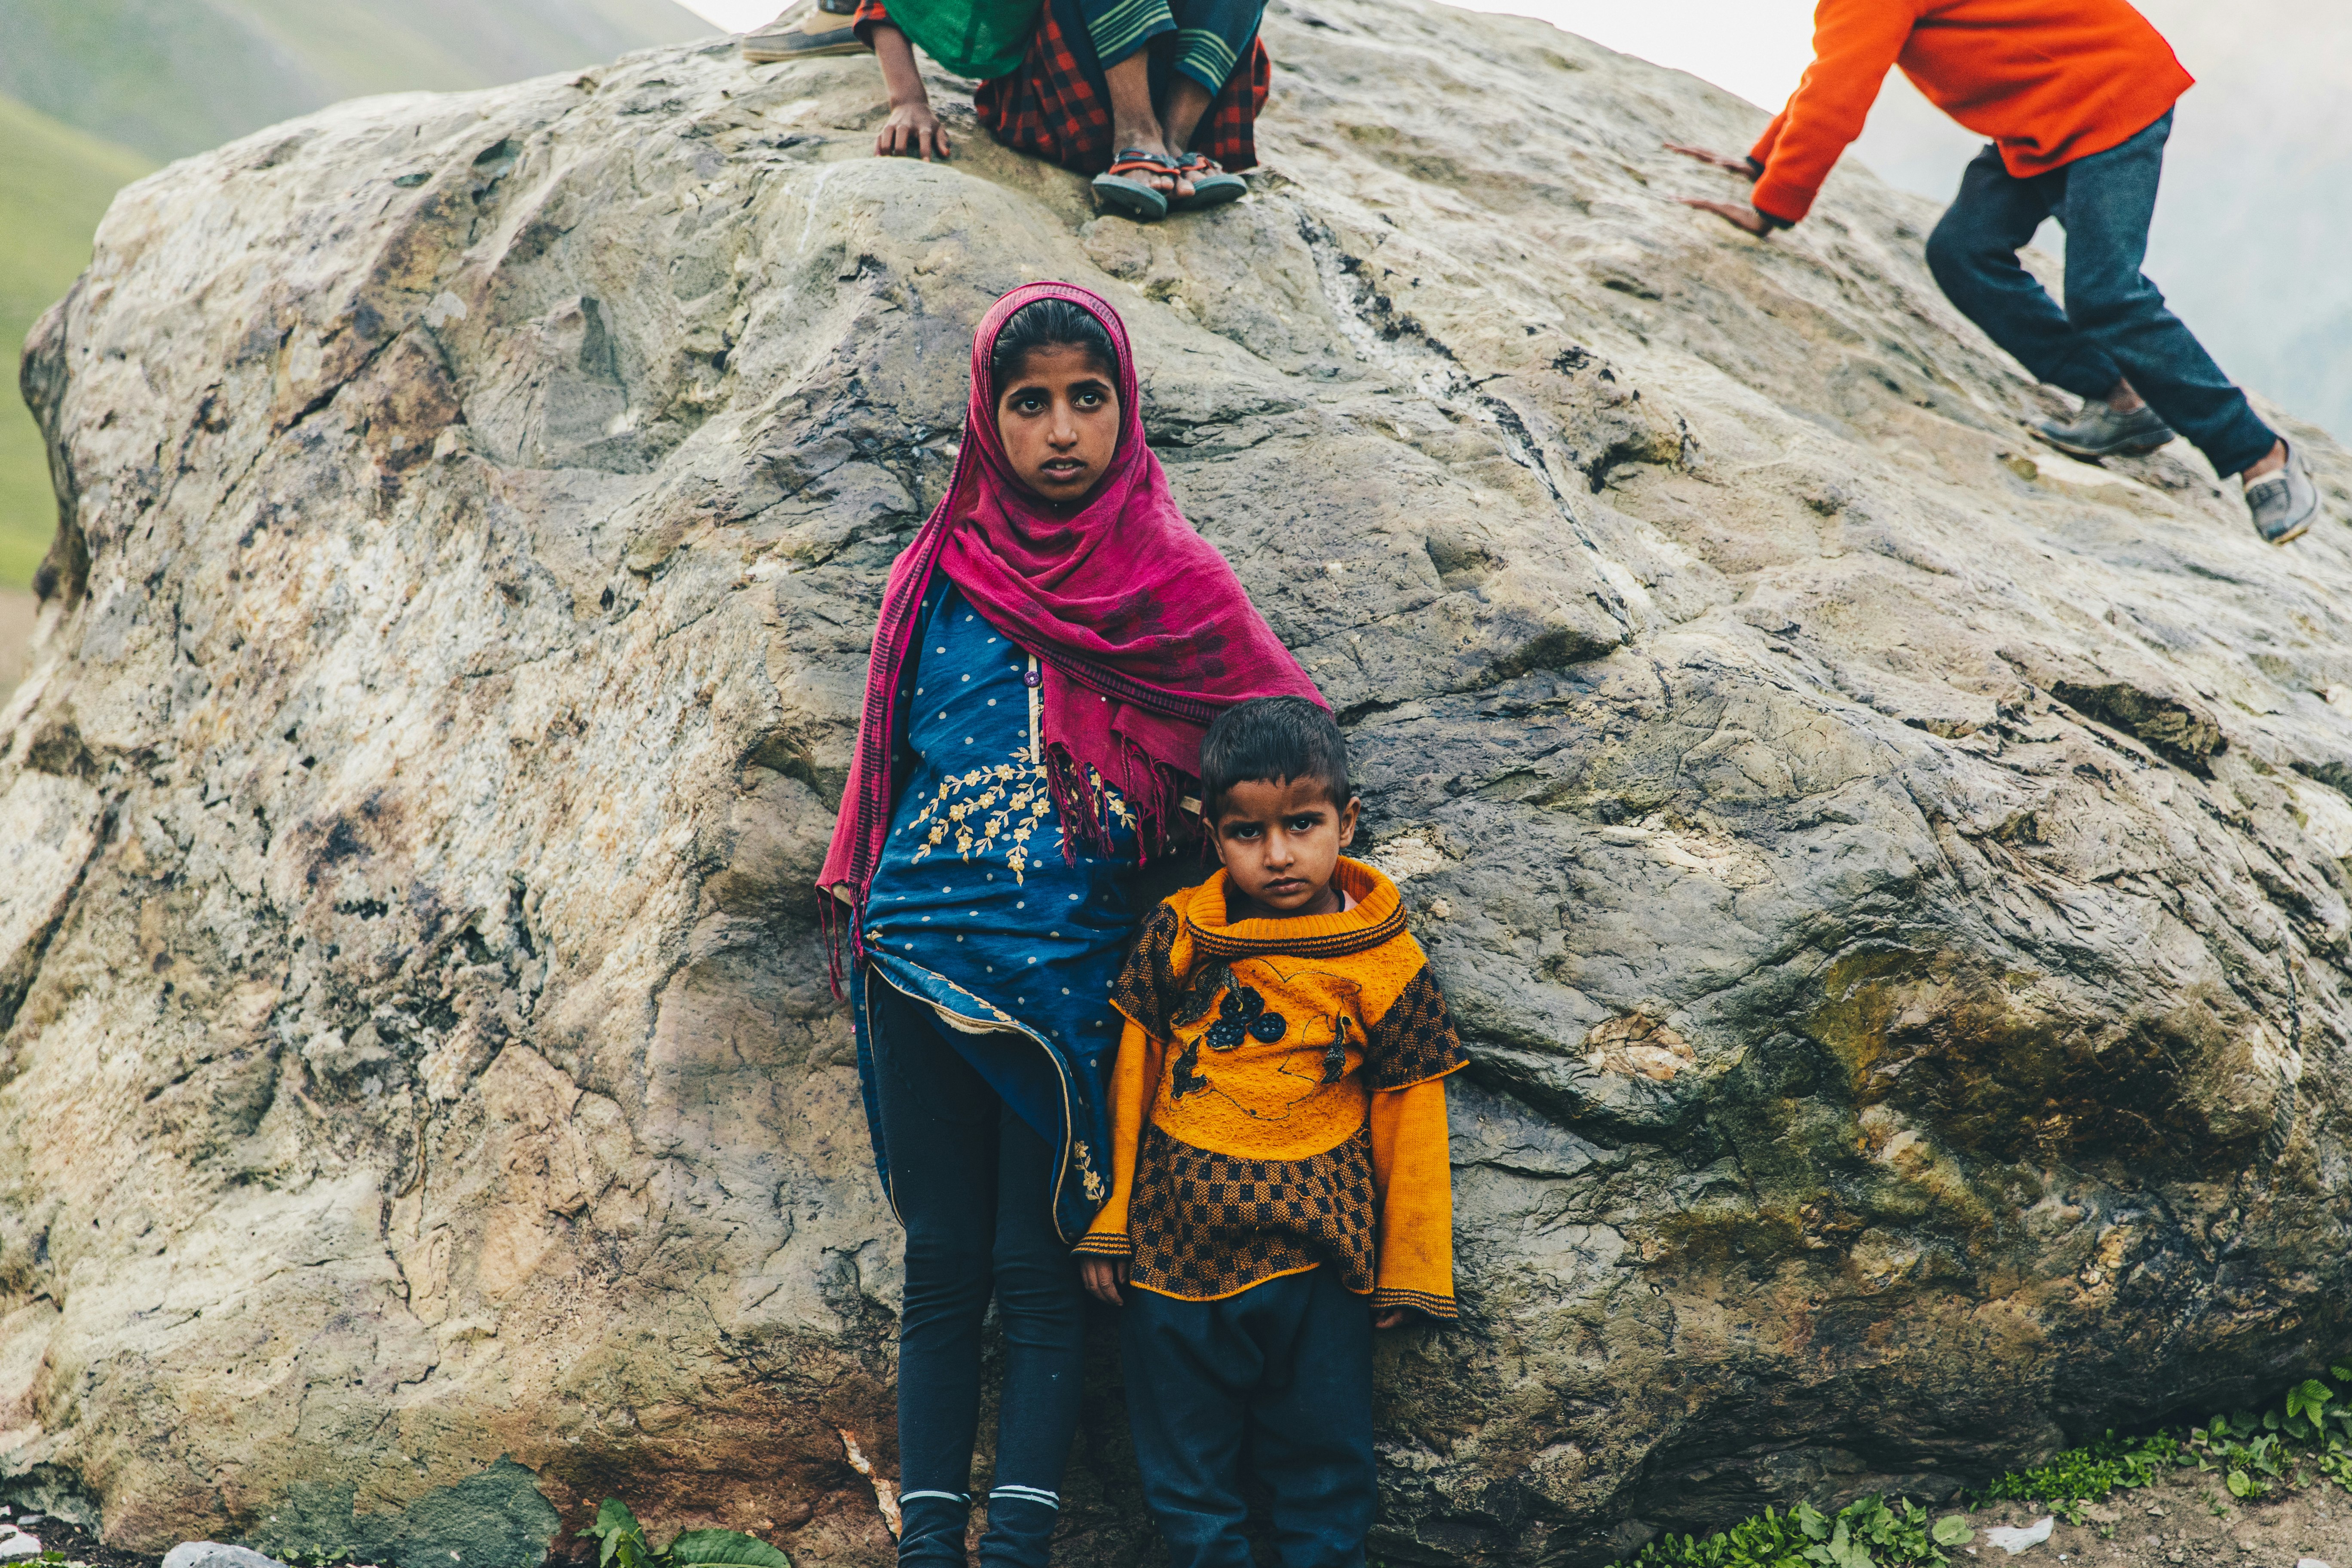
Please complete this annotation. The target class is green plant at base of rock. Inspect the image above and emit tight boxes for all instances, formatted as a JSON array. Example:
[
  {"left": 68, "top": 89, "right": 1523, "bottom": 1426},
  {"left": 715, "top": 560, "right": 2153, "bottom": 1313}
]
[
  {"left": 588, "top": 1501, "right": 793, "bottom": 1568},
  {"left": 2179, "top": 1363, "right": 2352, "bottom": 1504},
  {"left": 1611, "top": 1366, "right": 2352, "bottom": 1568},
  {"left": 1612, "top": 1497, "right": 1970, "bottom": 1568},
  {"left": 1980, "top": 1429, "right": 2181, "bottom": 1502}
]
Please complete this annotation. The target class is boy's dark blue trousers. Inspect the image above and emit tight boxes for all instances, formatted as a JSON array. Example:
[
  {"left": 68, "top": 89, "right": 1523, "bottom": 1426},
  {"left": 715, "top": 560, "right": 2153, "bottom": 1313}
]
[
  {"left": 1120, "top": 1267, "right": 1377, "bottom": 1568},
  {"left": 1924, "top": 109, "right": 2277, "bottom": 479}
]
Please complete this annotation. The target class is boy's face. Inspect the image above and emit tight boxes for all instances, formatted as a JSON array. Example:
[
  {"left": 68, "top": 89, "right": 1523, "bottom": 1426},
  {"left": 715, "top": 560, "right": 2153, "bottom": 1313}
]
[{"left": 1210, "top": 776, "right": 1360, "bottom": 922}]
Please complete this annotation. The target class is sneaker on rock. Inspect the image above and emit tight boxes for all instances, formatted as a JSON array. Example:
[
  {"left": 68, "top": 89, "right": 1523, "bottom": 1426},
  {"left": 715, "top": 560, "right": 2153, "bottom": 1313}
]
[
  {"left": 2246, "top": 441, "right": 2323, "bottom": 546},
  {"left": 740, "top": 0, "right": 867, "bottom": 62},
  {"left": 2033, "top": 398, "right": 2177, "bottom": 460}
]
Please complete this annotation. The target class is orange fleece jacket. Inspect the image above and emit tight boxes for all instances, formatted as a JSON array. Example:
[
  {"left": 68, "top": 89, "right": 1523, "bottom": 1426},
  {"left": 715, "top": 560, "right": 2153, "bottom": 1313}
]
[{"left": 1748, "top": 0, "right": 2193, "bottom": 224}]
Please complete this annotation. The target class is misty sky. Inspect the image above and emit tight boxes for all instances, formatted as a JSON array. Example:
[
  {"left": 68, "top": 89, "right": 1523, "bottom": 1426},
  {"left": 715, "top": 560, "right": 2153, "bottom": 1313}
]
[
  {"left": 676, "top": 0, "right": 1821, "bottom": 110},
  {"left": 673, "top": 0, "right": 2350, "bottom": 439}
]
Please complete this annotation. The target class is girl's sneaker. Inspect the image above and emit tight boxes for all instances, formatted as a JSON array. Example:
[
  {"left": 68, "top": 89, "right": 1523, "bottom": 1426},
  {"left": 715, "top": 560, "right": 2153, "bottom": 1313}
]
[{"left": 2246, "top": 441, "right": 2321, "bottom": 545}]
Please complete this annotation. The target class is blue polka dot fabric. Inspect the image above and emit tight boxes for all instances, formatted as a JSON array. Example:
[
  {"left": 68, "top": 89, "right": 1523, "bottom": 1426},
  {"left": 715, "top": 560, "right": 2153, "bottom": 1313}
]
[{"left": 857, "top": 578, "right": 1138, "bottom": 1233}]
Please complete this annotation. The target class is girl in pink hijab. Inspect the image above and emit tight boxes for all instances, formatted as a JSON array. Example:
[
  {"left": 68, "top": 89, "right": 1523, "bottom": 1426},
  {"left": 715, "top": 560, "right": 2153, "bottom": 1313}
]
[{"left": 820, "top": 282, "right": 1322, "bottom": 1567}]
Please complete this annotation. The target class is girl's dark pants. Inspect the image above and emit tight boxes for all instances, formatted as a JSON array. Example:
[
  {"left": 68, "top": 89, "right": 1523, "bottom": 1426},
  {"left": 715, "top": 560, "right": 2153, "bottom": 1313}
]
[
  {"left": 1119, "top": 1267, "right": 1377, "bottom": 1568},
  {"left": 871, "top": 980, "right": 1087, "bottom": 1568},
  {"left": 1924, "top": 109, "right": 2278, "bottom": 479}
]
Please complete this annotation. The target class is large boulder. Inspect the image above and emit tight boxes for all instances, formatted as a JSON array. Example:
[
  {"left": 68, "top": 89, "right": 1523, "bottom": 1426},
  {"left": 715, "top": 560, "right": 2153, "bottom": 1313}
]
[{"left": 4, "top": 3, "right": 2350, "bottom": 1562}]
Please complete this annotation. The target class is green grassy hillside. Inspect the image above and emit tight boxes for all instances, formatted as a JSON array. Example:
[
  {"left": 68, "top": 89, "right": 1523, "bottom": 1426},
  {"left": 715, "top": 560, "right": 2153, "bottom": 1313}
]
[
  {"left": 0, "top": 0, "right": 714, "bottom": 590},
  {"left": 0, "top": 92, "right": 152, "bottom": 588},
  {"left": 0, "top": 0, "right": 717, "bottom": 162}
]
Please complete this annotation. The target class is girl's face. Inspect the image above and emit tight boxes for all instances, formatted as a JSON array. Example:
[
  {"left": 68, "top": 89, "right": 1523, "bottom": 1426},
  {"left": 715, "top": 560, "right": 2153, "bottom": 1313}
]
[{"left": 995, "top": 343, "right": 1120, "bottom": 504}]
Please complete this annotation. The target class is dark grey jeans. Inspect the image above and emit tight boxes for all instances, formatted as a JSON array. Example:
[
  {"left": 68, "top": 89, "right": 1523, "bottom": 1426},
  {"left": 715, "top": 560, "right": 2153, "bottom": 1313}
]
[
  {"left": 870, "top": 980, "right": 1086, "bottom": 1568},
  {"left": 1925, "top": 110, "right": 2278, "bottom": 479}
]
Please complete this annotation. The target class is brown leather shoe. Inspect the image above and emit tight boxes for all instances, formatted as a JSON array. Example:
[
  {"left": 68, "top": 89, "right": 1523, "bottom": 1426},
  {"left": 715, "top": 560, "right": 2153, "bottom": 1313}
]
[{"left": 740, "top": 0, "right": 867, "bottom": 62}]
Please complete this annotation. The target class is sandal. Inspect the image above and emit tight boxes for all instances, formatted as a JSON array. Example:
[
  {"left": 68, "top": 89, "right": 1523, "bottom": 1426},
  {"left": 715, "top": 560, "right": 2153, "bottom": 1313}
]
[
  {"left": 1092, "top": 149, "right": 1174, "bottom": 222},
  {"left": 1167, "top": 152, "right": 1247, "bottom": 211}
]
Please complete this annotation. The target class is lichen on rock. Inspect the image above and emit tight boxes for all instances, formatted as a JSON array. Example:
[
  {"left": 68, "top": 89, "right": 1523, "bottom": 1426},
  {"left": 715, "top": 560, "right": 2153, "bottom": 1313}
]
[{"left": 3, "top": 1, "right": 2350, "bottom": 1564}]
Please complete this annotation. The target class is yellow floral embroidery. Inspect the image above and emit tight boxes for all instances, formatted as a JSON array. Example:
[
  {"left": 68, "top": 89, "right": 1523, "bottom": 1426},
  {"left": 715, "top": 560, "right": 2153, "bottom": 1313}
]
[
  {"left": 908, "top": 746, "right": 1136, "bottom": 884},
  {"left": 1073, "top": 1138, "right": 1106, "bottom": 1204}
]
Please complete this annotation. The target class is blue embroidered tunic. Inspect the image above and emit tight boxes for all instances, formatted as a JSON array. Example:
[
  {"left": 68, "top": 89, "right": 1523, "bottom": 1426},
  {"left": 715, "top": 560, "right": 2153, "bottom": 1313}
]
[{"left": 851, "top": 575, "right": 1140, "bottom": 1242}]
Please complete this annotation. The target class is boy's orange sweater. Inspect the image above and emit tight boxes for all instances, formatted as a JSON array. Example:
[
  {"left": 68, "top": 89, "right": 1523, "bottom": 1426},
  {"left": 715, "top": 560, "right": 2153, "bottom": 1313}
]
[
  {"left": 1078, "top": 860, "right": 1465, "bottom": 1319},
  {"left": 1748, "top": 0, "right": 2193, "bottom": 225}
]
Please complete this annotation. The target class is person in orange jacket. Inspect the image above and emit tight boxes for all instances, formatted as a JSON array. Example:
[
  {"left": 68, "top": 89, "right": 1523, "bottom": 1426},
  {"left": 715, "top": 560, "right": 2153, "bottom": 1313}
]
[{"left": 1672, "top": 0, "right": 2323, "bottom": 546}]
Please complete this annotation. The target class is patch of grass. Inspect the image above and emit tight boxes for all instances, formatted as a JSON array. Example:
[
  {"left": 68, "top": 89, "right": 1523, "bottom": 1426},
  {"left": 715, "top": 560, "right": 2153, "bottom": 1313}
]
[
  {"left": 1978, "top": 1428, "right": 2181, "bottom": 1504},
  {"left": 1617, "top": 1496, "right": 1972, "bottom": 1568},
  {"left": 1610, "top": 1363, "right": 2352, "bottom": 1568},
  {"left": 0, "top": 0, "right": 714, "bottom": 165},
  {"left": 0, "top": 90, "right": 152, "bottom": 588}
]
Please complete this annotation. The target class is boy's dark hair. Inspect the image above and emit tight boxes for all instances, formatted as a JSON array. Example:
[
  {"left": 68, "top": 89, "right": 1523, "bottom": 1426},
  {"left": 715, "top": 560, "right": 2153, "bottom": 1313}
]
[
  {"left": 1199, "top": 697, "right": 1352, "bottom": 816},
  {"left": 990, "top": 297, "right": 1118, "bottom": 395}
]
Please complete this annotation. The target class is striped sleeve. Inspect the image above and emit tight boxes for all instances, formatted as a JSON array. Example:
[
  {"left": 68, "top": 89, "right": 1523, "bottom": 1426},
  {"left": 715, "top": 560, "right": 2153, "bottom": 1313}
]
[
  {"left": 1363, "top": 965, "right": 1469, "bottom": 1091},
  {"left": 1109, "top": 900, "right": 1183, "bottom": 1039}
]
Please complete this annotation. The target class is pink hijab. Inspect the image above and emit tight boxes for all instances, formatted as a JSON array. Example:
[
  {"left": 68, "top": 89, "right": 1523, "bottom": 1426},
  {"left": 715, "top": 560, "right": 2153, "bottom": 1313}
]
[{"left": 818, "top": 281, "right": 1323, "bottom": 956}]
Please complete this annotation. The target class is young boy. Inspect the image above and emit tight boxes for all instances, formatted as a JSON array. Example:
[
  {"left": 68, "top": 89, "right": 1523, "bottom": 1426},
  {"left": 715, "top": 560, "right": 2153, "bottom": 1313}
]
[{"left": 1076, "top": 695, "right": 1466, "bottom": 1568}]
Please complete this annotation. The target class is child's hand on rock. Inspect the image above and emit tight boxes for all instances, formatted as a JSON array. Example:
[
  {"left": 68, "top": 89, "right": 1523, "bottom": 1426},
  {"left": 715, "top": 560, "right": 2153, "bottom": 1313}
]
[
  {"left": 1373, "top": 1307, "right": 1406, "bottom": 1329},
  {"left": 1664, "top": 142, "right": 1761, "bottom": 177},
  {"left": 1680, "top": 198, "right": 1778, "bottom": 236},
  {"left": 877, "top": 101, "right": 952, "bottom": 160}
]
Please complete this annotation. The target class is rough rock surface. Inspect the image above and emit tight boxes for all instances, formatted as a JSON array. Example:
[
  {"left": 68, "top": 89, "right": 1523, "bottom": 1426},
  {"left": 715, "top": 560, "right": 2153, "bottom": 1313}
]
[{"left": 4, "top": 4, "right": 2352, "bottom": 1564}]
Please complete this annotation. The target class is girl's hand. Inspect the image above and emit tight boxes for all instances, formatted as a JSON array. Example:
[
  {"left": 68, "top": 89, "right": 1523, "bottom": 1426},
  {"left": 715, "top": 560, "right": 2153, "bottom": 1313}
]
[
  {"left": 869, "top": 24, "right": 950, "bottom": 161},
  {"left": 1372, "top": 1307, "right": 1407, "bottom": 1329},
  {"left": 877, "top": 101, "right": 952, "bottom": 161},
  {"left": 1080, "top": 1256, "right": 1125, "bottom": 1306}
]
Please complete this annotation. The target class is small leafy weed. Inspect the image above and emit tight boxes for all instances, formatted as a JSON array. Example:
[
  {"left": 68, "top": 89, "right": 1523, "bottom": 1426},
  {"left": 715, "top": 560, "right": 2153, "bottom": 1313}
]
[
  {"left": 1608, "top": 1363, "right": 2352, "bottom": 1568},
  {"left": 588, "top": 1499, "right": 793, "bottom": 1568}
]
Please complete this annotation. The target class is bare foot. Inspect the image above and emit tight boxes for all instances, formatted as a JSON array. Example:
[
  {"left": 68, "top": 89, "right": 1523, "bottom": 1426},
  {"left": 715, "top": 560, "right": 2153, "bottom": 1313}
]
[
  {"left": 1113, "top": 129, "right": 1181, "bottom": 194},
  {"left": 1104, "top": 54, "right": 1190, "bottom": 196}
]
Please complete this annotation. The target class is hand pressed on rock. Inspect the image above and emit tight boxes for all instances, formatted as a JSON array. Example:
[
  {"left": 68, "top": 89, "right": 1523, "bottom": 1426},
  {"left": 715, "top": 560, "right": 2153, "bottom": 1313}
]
[
  {"left": 1665, "top": 142, "right": 1761, "bottom": 178},
  {"left": 1681, "top": 197, "right": 1777, "bottom": 236},
  {"left": 876, "top": 101, "right": 952, "bottom": 160},
  {"left": 870, "top": 24, "right": 951, "bottom": 160},
  {"left": 1373, "top": 1306, "right": 1408, "bottom": 1330}
]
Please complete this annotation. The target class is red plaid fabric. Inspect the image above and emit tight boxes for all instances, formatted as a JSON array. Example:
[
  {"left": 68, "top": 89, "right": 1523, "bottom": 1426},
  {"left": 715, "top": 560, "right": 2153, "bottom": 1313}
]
[{"left": 857, "top": 0, "right": 1269, "bottom": 175}]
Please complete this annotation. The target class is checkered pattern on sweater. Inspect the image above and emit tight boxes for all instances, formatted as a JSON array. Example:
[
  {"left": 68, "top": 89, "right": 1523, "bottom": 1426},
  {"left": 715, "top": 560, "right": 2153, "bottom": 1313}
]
[
  {"left": 1112, "top": 901, "right": 1184, "bottom": 1036},
  {"left": 854, "top": 0, "right": 1269, "bottom": 175},
  {"left": 1363, "top": 967, "right": 1468, "bottom": 1090},
  {"left": 1127, "top": 1121, "right": 1377, "bottom": 1299}
]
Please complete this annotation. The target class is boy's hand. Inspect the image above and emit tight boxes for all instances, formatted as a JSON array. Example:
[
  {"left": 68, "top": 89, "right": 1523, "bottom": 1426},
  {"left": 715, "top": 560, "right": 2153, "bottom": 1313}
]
[
  {"left": 1664, "top": 142, "right": 1762, "bottom": 179},
  {"left": 1680, "top": 198, "right": 1778, "bottom": 236},
  {"left": 1372, "top": 1307, "right": 1407, "bottom": 1329},
  {"left": 1080, "top": 1256, "right": 1125, "bottom": 1306}
]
